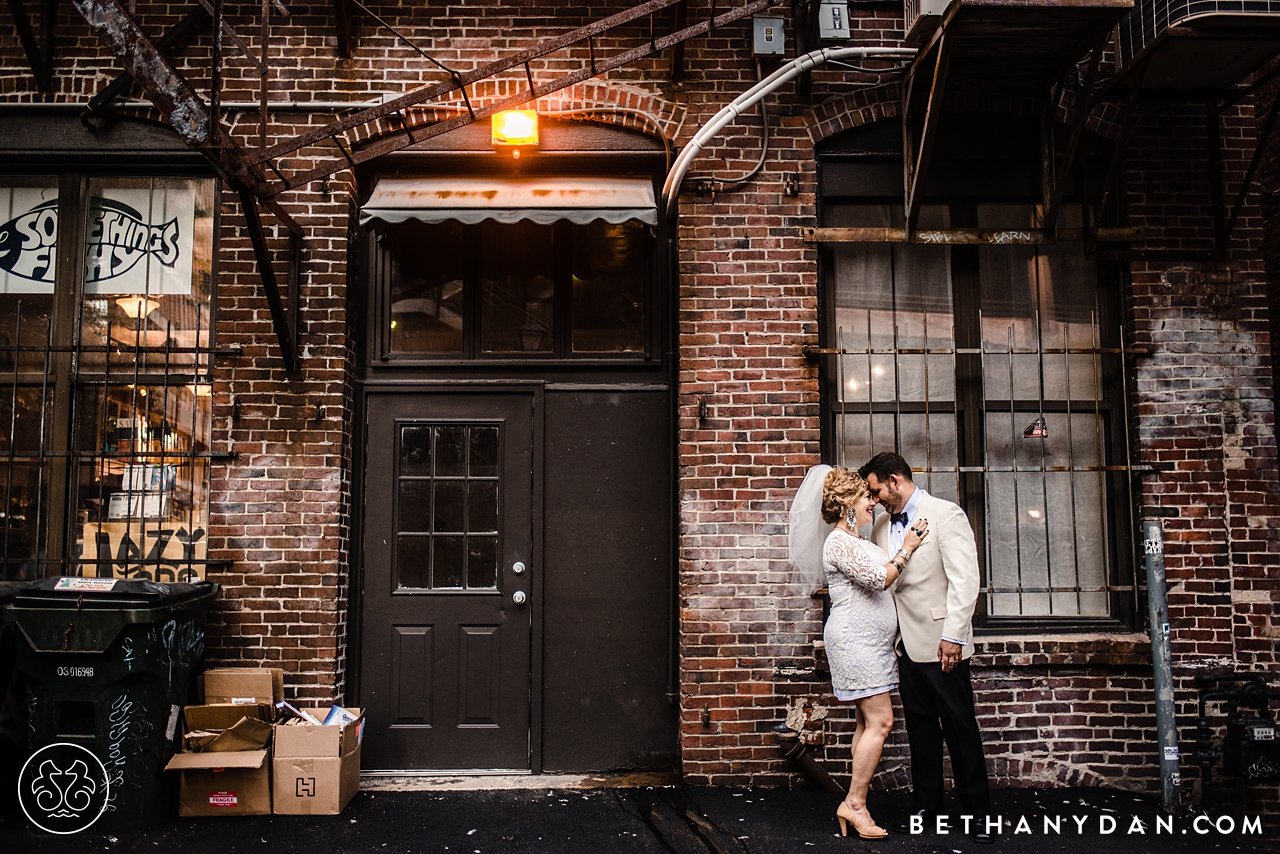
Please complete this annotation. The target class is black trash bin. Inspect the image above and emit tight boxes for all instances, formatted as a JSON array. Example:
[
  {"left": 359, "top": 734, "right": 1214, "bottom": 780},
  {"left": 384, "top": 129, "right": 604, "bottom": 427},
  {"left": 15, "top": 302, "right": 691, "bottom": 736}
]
[
  {"left": 0, "top": 580, "right": 31, "bottom": 815},
  {"left": 6, "top": 576, "right": 219, "bottom": 832}
]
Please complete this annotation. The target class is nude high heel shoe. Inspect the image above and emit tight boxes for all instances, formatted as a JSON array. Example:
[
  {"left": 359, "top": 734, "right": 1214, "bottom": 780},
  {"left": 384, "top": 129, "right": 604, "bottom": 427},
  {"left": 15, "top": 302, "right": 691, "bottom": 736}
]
[{"left": 836, "top": 802, "right": 888, "bottom": 839}]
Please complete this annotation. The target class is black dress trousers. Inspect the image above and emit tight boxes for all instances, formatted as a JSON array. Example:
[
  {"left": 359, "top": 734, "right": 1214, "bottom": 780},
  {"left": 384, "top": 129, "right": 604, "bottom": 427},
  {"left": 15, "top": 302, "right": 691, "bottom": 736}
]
[{"left": 897, "top": 645, "right": 991, "bottom": 816}]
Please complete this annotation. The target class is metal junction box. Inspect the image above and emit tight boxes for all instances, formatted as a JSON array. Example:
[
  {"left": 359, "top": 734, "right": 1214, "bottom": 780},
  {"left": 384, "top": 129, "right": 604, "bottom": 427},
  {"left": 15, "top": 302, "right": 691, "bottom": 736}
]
[
  {"left": 819, "top": 1, "right": 851, "bottom": 40},
  {"left": 905, "top": 0, "right": 951, "bottom": 45},
  {"left": 753, "top": 17, "right": 786, "bottom": 56}
]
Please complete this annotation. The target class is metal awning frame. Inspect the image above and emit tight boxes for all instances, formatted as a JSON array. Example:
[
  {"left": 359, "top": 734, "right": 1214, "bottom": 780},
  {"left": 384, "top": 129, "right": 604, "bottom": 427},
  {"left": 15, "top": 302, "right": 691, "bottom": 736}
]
[
  {"left": 359, "top": 177, "right": 659, "bottom": 228},
  {"left": 893, "top": 0, "right": 1280, "bottom": 261}
]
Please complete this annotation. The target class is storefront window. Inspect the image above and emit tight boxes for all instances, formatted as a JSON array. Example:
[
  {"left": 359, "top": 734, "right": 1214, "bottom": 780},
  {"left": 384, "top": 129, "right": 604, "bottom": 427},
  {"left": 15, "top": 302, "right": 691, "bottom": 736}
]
[{"left": 0, "top": 174, "right": 216, "bottom": 582}]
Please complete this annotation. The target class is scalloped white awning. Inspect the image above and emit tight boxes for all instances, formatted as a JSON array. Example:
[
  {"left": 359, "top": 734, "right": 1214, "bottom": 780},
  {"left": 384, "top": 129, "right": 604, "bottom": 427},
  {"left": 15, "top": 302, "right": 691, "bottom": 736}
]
[{"left": 360, "top": 176, "right": 657, "bottom": 226}]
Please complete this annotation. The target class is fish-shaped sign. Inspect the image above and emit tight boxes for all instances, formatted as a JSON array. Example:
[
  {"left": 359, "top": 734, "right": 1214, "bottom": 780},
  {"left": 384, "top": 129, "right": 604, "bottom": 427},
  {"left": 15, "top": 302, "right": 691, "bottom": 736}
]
[
  {"left": 0, "top": 198, "right": 181, "bottom": 286},
  {"left": 0, "top": 198, "right": 58, "bottom": 284},
  {"left": 85, "top": 199, "right": 181, "bottom": 284}
]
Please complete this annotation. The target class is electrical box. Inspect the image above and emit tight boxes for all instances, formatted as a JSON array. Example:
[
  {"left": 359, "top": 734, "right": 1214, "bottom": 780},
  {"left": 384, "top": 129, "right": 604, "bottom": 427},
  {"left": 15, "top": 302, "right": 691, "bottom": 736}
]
[
  {"left": 905, "top": 0, "right": 951, "bottom": 46},
  {"left": 819, "top": 1, "right": 851, "bottom": 40},
  {"left": 752, "top": 17, "right": 785, "bottom": 56}
]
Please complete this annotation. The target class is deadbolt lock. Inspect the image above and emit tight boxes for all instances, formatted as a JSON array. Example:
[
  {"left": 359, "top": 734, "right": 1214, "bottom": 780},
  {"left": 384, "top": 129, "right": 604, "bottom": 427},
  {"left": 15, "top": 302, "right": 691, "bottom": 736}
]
[
  {"left": 512, "top": 590, "right": 528, "bottom": 605},
  {"left": 512, "top": 561, "right": 526, "bottom": 574}
]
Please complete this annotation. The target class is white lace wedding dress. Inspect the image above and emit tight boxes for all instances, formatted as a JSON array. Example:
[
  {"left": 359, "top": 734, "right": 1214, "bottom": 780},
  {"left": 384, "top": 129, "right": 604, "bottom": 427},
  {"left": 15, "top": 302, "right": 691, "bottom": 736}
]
[{"left": 822, "top": 528, "right": 899, "bottom": 701}]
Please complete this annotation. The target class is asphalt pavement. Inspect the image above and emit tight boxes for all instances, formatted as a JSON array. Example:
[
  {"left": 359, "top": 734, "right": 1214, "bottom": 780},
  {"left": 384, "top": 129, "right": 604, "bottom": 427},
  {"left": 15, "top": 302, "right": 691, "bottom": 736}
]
[{"left": 0, "top": 783, "right": 1273, "bottom": 854}]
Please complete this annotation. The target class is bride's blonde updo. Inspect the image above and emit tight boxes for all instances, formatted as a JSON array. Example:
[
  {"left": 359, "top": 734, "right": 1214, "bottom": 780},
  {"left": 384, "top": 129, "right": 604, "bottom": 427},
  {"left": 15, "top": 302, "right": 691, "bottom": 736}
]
[{"left": 821, "top": 467, "right": 868, "bottom": 524}]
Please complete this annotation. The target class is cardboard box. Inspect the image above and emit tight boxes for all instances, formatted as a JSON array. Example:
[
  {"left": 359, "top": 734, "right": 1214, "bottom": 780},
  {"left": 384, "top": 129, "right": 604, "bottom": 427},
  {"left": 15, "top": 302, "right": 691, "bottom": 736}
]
[
  {"left": 272, "top": 708, "right": 364, "bottom": 815},
  {"left": 201, "top": 667, "right": 284, "bottom": 706},
  {"left": 166, "top": 703, "right": 275, "bottom": 817},
  {"left": 167, "top": 750, "right": 272, "bottom": 817}
]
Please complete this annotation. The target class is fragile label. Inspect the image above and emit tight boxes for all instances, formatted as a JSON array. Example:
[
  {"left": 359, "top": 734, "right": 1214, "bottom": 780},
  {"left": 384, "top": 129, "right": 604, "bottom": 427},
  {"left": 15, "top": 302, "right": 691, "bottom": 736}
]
[
  {"left": 208, "top": 791, "right": 238, "bottom": 807},
  {"left": 1163, "top": 746, "right": 1179, "bottom": 761},
  {"left": 54, "top": 577, "right": 118, "bottom": 592}
]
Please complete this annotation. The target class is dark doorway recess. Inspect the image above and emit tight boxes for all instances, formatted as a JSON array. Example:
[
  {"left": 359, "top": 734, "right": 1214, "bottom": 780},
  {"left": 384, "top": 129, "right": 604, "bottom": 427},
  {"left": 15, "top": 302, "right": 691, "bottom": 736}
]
[{"left": 352, "top": 122, "right": 677, "bottom": 773}]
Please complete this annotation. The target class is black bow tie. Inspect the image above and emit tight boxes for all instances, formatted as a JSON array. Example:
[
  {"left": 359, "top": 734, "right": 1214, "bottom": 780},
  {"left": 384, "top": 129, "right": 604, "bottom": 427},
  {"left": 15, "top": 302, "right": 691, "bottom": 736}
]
[{"left": 890, "top": 512, "right": 910, "bottom": 526}]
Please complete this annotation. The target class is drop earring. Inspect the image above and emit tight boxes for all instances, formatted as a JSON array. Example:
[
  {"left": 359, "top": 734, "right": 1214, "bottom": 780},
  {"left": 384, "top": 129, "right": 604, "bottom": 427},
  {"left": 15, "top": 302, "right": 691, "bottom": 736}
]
[{"left": 846, "top": 506, "right": 857, "bottom": 528}]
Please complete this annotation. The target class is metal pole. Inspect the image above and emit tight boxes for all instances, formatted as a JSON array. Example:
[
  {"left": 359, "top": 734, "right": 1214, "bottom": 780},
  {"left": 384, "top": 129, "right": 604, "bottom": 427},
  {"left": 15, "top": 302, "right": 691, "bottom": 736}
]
[{"left": 1143, "top": 518, "right": 1180, "bottom": 813}]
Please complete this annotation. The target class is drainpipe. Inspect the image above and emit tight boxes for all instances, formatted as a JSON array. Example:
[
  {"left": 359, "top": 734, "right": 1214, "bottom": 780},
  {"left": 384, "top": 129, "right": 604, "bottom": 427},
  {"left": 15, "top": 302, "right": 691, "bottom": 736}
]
[
  {"left": 660, "top": 46, "right": 917, "bottom": 218},
  {"left": 1143, "top": 518, "right": 1180, "bottom": 813}
]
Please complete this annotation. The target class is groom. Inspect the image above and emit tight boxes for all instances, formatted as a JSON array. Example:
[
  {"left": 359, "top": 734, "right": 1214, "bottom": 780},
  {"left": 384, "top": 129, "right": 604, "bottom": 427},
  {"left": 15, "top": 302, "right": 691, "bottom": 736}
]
[{"left": 857, "top": 453, "right": 992, "bottom": 844}]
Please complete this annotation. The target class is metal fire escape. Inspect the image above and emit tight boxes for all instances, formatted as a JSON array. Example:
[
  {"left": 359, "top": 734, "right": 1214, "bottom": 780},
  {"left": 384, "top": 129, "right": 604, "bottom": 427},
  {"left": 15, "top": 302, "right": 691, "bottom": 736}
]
[{"left": 44, "top": 0, "right": 781, "bottom": 369}]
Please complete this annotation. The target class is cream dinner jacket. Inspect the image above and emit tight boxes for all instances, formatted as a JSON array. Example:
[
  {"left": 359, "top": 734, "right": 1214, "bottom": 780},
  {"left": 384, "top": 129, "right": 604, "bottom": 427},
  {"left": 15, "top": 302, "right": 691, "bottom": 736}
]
[{"left": 872, "top": 490, "right": 980, "bottom": 663}]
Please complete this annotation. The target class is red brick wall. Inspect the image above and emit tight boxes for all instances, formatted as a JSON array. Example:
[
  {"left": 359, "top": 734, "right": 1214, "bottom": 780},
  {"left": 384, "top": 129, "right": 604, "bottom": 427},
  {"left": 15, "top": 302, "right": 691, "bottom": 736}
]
[{"left": 0, "top": 2, "right": 1277, "bottom": 808}]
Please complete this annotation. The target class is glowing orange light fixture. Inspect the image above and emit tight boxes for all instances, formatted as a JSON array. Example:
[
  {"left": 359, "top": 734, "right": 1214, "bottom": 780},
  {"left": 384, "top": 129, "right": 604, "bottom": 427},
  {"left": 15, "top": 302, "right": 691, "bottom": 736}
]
[{"left": 492, "top": 110, "right": 539, "bottom": 148}]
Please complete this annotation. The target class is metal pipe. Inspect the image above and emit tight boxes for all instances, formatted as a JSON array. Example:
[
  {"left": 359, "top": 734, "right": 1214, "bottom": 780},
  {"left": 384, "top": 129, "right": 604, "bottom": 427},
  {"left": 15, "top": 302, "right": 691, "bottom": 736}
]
[
  {"left": 660, "top": 45, "right": 916, "bottom": 218},
  {"left": 776, "top": 730, "right": 844, "bottom": 794},
  {"left": 1143, "top": 518, "right": 1180, "bottom": 813}
]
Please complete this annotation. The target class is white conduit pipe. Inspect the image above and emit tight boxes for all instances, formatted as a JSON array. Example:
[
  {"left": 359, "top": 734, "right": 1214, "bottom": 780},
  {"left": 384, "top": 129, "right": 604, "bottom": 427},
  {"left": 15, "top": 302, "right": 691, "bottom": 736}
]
[{"left": 661, "top": 46, "right": 918, "bottom": 219}]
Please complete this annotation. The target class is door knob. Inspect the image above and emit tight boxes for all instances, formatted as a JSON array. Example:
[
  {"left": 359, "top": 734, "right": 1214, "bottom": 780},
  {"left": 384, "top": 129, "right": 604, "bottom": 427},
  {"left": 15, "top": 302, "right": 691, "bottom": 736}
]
[{"left": 512, "top": 590, "right": 528, "bottom": 605}]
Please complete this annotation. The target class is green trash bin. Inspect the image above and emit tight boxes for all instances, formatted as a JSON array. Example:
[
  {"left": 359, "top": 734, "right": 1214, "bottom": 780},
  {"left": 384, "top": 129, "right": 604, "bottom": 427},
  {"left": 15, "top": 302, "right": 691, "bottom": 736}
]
[{"left": 6, "top": 576, "right": 219, "bottom": 832}]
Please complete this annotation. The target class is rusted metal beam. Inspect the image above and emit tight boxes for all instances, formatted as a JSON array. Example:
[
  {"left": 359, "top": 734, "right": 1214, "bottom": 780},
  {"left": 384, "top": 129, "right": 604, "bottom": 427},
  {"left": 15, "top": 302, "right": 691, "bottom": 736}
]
[
  {"left": 1207, "top": 97, "right": 1228, "bottom": 259},
  {"left": 802, "top": 226, "right": 1148, "bottom": 245},
  {"left": 795, "top": 0, "right": 821, "bottom": 100},
  {"left": 669, "top": 0, "right": 687, "bottom": 81},
  {"left": 904, "top": 30, "right": 952, "bottom": 233},
  {"left": 253, "top": 0, "right": 780, "bottom": 196},
  {"left": 7, "top": 0, "right": 54, "bottom": 91},
  {"left": 1044, "top": 28, "right": 1110, "bottom": 234},
  {"left": 251, "top": 0, "right": 767, "bottom": 169},
  {"left": 236, "top": 184, "right": 298, "bottom": 373},
  {"left": 333, "top": 0, "right": 353, "bottom": 58},
  {"left": 1223, "top": 85, "right": 1280, "bottom": 244},
  {"left": 71, "top": 0, "right": 212, "bottom": 145},
  {"left": 82, "top": 4, "right": 208, "bottom": 131},
  {"left": 1089, "top": 66, "right": 1146, "bottom": 254},
  {"left": 193, "top": 0, "right": 267, "bottom": 74}
]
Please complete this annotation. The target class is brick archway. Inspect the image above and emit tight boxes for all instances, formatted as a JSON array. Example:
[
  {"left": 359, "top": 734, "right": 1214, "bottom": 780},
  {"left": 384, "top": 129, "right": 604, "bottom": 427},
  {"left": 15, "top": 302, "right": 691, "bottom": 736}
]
[{"left": 345, "top": 80, "right": 686, "bottom": 149}]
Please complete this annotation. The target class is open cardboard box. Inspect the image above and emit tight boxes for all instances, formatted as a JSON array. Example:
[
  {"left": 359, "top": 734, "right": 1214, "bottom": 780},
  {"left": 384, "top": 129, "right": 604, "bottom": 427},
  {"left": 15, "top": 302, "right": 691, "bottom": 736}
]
[
  {"left": 272, "top": 707, "right": 365, "bottom": 815},
  {"left": 200, "top": 667, "right": 284, "bottom": 706},
  {"left": 165, "top": 702, "right": 274, "bottom": 816}
]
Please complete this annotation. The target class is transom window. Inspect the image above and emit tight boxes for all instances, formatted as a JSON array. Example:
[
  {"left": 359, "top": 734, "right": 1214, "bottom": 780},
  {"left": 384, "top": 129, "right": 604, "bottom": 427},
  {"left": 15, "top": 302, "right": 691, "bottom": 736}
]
[{"left": 373, "top": 219, "right": 650, "bottom": 360}]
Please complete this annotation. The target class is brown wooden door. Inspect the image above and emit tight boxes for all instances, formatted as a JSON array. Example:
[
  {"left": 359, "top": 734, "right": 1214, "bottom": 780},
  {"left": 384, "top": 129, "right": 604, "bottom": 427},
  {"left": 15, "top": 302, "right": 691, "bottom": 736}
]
[{"left": 360, "top": 392, "right": 533, "bottom": 770}]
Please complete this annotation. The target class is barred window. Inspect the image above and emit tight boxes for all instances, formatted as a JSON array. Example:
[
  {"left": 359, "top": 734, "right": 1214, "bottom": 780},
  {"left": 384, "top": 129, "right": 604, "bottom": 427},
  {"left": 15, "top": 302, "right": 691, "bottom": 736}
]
[
  {"left": 819, "top": 117, "right": 1136, "bottom": 629},
  {"left": 0, "top": 174, "right": 217, "bottom": 582}
]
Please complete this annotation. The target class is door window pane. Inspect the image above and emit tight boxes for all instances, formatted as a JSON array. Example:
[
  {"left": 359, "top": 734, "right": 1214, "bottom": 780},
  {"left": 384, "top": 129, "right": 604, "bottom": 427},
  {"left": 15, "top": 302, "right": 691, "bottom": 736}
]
[{"left": 395, "top": 423, "right": 502, "bottom": 591}]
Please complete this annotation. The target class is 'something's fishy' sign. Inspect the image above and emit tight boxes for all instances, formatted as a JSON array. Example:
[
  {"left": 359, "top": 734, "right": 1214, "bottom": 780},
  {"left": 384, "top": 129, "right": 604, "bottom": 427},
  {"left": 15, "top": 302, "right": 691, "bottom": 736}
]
[
  {"left": 0, "top": 183, "right": 196, "bottom": 296},
  {"left": 84, "top": 199, "right": 181, "bottom": 285}
]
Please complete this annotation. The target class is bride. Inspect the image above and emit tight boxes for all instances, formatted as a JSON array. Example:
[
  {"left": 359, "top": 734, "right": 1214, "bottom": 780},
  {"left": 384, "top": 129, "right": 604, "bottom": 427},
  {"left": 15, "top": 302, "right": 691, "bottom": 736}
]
[{"left": 789, "top": 465, "right": 928, "bottom": 839}]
